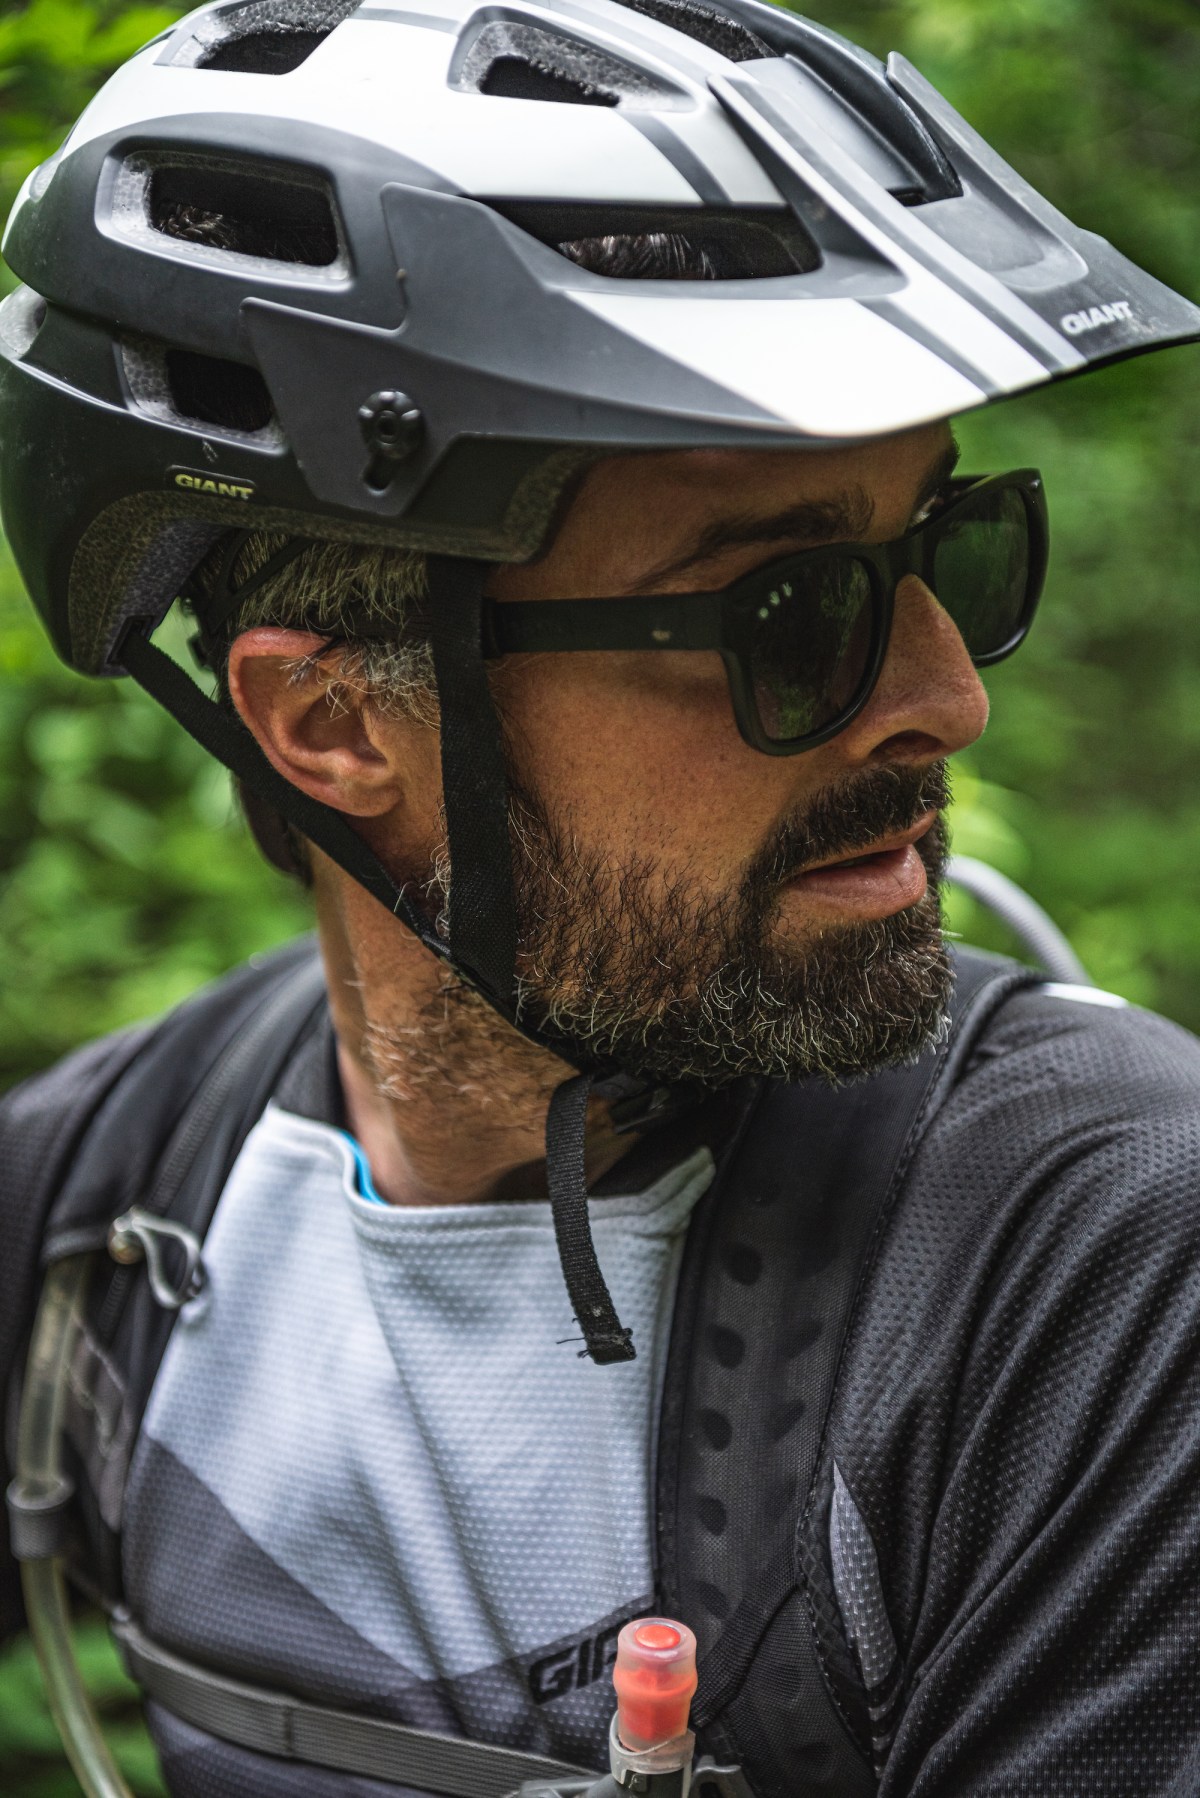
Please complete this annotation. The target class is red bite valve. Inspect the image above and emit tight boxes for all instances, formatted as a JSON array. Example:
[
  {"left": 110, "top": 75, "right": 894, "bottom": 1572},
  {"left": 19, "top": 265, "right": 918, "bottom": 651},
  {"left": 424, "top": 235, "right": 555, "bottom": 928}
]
[{"left": 612, "top": 1618, "right": 698, "bottom": 1752}]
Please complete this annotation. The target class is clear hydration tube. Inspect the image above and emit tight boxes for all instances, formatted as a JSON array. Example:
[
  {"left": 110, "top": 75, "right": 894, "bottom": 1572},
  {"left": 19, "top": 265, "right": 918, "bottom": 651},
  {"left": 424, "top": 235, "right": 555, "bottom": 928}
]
[
  {"left": 946, "top": 856, "right": 1092, "bottom": 986},
  {"left": 12, "top": 1254, "right": 135, "bottom": 1798}
]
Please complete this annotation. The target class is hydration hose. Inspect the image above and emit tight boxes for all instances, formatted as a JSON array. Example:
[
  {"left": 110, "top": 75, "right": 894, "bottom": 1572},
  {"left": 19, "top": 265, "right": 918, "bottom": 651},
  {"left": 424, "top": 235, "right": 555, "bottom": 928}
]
[
  {"left": 946, "top": 857, "right": 1092, "bottom": 987},
  {"left": 6, "top": 1255, "right": 724, "bottom": 1798},
  {"left": 7, "top": 1254, "right": 136, "bottom": 1798},
  {"left": 5, "top": 865, "right": 1086, "bottom": 1798}
]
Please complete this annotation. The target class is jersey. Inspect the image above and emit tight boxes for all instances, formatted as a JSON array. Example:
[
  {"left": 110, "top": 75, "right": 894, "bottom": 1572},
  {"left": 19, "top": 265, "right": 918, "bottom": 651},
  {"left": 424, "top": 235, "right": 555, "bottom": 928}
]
[
  {"left": 794, "top": 983, "right": 1200, "bottom": 1795},
  {"left": 4, "top": 953, "right": 1200, "bottom": 1797},
  {"left": 122, "top": 1098, "right": 713, "bottom": 1787}
]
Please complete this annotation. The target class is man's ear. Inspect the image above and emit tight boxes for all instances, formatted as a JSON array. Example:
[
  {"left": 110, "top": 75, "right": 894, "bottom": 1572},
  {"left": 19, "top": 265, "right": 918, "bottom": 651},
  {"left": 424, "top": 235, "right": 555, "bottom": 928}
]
[{"left": 228, "top": 629, "right": 413, "bottom": 819}]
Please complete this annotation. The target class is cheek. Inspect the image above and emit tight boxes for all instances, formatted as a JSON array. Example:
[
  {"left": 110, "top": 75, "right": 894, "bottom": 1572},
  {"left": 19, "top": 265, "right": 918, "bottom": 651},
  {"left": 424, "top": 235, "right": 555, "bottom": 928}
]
[{"left": 498, "top": 651, "right": 794, "bottom": 873}]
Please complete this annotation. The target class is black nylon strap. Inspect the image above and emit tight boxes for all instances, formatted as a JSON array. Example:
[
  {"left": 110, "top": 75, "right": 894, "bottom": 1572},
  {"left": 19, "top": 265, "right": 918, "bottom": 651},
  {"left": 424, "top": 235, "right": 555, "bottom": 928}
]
[
  {"left": 118, "top": 604, "right": 648, "bottom": 1371},
  {"left": 426, "top": 556, "right": 519, "bottom": 1012},
  {"left": 112, "top": 1615, "right": 595, "bottom": 1798},
  {"left": 656, "top": 950, "right": 1042, "bottom": 1796},
  {"left": 546, "top": 1074, "right": 636, "bottom": 1365},
  {"left": 117, "top": 621, "right": 441, "bottom": 956}
]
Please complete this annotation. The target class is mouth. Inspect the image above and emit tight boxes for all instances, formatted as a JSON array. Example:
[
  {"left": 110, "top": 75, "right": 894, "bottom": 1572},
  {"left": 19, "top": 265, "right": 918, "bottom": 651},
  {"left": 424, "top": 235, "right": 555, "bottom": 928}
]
[{"left": 781, "top": 813, "right": 938, "bottom": 919}]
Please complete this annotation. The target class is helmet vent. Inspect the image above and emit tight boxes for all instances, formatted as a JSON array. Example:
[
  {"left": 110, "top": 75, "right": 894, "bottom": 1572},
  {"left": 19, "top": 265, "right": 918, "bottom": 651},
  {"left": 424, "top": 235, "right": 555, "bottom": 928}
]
[
  {"left": 453, "top": 19, "right": 684, "bottom": 109},
  {"left": 495, "top": 203, "right": 819, "bottom": 280},
  {"left": 480, "top": 56, "right": 618, "bottom": 106},
  {"left": 166, "top": 350, "right": 275, "bottom": 434},
  {"left": 122, "top": 339, "right": 279, "bottom": 442},
  {"left": 147, "top": 162, "right": 341, "bottom": 267},
  {"left": 0, "top": 287, "right": 48, "bottom": 360},
  {"left": 613, "top": 0, "right": 770, "bottom": 63},
  {"left": 198, "top": 27, "right": 332, "bottom": 74},
  {"left": 162, "top": 0, "right": 361, "bottom": 73}
]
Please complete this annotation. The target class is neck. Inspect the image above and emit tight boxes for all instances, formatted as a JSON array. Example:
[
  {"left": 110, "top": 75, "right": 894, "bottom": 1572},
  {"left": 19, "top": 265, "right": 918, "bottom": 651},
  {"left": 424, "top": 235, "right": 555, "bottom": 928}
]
[{"left": 316, "top": 875, "right": 636, "bottom": 1207}]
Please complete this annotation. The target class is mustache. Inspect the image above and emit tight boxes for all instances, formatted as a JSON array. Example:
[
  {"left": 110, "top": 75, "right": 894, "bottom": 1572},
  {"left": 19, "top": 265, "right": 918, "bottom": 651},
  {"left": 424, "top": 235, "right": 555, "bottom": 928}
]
[{"left": 755, "top": 761, "right": 952, "bottom": 886}]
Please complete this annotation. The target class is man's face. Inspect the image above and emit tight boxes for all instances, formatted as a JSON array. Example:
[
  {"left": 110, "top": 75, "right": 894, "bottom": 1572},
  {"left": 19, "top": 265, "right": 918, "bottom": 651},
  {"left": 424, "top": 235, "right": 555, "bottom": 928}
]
[{"left": 450, "top": 421, "right": 990, "bottom": 1085}]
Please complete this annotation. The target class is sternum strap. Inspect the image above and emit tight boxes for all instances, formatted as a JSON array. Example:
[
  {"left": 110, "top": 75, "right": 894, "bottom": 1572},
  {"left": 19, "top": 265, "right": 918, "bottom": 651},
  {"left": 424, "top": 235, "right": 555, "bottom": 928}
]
[{"left": 112, "top": 1615, "right": 594, "bottom": 1798}]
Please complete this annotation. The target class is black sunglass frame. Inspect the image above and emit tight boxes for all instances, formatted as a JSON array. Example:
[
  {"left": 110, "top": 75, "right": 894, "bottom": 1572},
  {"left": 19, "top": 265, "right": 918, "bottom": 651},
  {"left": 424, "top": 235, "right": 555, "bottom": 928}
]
[{"left": 482, "top": 468, "right": 1048, "bottom": 756}]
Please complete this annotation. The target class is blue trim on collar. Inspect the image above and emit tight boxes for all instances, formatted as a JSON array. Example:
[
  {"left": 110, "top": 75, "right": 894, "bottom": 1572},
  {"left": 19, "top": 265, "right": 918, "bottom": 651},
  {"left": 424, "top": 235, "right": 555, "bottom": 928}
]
[{"left": 340, "top": 1130, "right": 387, "bottom": 1205}]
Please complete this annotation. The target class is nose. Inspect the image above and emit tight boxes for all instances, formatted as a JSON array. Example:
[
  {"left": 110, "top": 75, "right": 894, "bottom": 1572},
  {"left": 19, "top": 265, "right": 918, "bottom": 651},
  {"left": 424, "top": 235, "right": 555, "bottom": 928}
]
[{"left": 836, "top": 574, "right": 990, "bottom": 767}]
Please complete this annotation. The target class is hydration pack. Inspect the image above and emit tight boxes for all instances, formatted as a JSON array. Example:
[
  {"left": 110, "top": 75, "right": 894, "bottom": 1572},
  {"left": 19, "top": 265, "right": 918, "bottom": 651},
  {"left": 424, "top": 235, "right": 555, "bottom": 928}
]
[{"left": 3, "top": 938, "right": 1040, "bottom": 1797}]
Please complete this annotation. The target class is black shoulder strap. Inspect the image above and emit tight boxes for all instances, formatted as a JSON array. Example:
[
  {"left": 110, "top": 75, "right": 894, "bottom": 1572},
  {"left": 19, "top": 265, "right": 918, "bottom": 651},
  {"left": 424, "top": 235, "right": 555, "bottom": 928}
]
[
  {"left": 34, "top": 941, "right": 327, "bottom": 1601},
  {"left": 0, "top": 1020, "right": 162, "bottom": 1643},
  {"left": 2, "top": 940, "right": 327, "bottom": 1639},
  {"left": 657, "top": 948, "right": 1040, "bottom": 1798},
  {"left": 40, "top": 936, "right": 326, "bottom": 1266}
]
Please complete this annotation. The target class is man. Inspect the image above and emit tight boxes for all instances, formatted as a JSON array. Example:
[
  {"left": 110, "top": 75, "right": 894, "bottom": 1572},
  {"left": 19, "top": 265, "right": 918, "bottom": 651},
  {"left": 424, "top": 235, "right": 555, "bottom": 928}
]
[
  {"left": 231, "top": 428, "right": 974, "bottom": 1197},
  {"left": 2, "top": 0, "right": 1200, "bottom": 1793}
]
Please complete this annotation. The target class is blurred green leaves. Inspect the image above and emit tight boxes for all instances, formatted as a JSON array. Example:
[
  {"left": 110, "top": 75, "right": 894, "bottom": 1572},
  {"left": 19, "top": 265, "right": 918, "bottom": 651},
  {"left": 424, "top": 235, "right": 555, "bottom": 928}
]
[
  {"left": 0, "top": 0, "right": 180, "bottom": 245},
  {"left": 0, "top": 1618, "right": 165, "bottom": 1797},
  {"left": 0, "top": 553, "right": 311, "bottom": 1087}
]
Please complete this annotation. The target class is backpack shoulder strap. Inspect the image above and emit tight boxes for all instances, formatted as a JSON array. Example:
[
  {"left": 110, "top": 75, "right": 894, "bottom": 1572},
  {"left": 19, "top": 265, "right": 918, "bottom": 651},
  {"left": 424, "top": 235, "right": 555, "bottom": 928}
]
[
  {"left": 7, "top": 939, "right": 327, "bottom": 1613},
  {"left": 41, "top": 934, "right": 325, "bottom": 1263},
  {"left": 0, "top": 1020, "right": 162, "bottom": 1643},
  {"left": 656, "top": 948, "right": 1040, "bottom": 1798}
]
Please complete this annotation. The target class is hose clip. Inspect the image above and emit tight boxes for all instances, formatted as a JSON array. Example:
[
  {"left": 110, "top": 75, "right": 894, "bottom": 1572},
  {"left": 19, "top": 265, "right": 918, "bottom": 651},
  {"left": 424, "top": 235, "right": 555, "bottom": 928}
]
[{"left": 107, "top": 1209, "right": 205, "bottom": 1311}]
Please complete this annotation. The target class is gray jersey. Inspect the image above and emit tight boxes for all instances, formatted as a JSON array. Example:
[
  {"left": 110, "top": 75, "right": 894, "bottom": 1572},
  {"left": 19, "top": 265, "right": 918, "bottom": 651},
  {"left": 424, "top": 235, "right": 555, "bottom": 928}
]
[{"left": 123, "top": 1102, "right": 713, "bottom": 1794}]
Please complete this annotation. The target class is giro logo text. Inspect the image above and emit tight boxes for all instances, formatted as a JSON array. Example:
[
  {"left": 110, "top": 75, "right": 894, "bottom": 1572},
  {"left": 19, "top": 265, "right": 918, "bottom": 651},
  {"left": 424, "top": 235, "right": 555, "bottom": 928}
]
[
  {"left": 169, "top": 466, "right": 256, "bottom": 501},
  {"left": 528, "top": 1620, "right": 636, "bottom": 1705},
  {"left": 1060, "top": 300, "right": 1134, "bottom": 336}
]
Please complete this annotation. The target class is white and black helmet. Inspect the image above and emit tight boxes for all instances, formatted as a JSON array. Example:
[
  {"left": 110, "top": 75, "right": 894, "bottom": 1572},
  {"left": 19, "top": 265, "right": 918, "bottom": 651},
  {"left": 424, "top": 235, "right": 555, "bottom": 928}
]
[
  {"left": 3, "top": 0, "right": 1198, "bottom": 669},
  {"left": 3, "top": 0, "right": 1197, "bottom": 1358}
]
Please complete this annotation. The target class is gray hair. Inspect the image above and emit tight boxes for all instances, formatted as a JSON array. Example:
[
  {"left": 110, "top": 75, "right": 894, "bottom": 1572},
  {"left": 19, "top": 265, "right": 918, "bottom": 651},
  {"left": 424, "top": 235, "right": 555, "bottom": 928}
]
[{"left": 194, "top": 528, "right": 440, "bottom": 726}]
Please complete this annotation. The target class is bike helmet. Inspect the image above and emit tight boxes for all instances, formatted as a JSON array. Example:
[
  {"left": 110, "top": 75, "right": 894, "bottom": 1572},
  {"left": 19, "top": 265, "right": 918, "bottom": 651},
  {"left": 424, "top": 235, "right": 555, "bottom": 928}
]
[{"left": 3, "top": 0, "right": 1197, "bottom": 1358}]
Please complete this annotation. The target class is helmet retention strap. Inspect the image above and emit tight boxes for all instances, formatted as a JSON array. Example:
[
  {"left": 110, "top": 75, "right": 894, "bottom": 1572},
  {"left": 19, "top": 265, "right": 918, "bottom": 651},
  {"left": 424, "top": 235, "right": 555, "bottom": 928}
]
[
  {"left": 115, "top": 619, "right": 443, "bottom": 953},
  {"left": 425, "top": 557, "right": 635, "bottom": 1365},
  {"left": 119, "top": 577, "right": 637, "bottom": 1365},
  {"left": 547, "top": 1072, "right": 637, "bottom": 1364},
  {"left": 425, "top": 556, "right": 519, "bottom": 1005}
]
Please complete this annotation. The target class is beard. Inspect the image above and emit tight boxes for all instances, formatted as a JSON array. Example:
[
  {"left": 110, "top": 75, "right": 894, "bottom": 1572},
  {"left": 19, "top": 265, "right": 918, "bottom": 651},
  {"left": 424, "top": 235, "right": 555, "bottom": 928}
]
[
  {"left": 362, "top": 760, "right": 953, "bottom": 1107},
  {"left": 503, "top": 759, "right": 953, "bottom": 1087}
]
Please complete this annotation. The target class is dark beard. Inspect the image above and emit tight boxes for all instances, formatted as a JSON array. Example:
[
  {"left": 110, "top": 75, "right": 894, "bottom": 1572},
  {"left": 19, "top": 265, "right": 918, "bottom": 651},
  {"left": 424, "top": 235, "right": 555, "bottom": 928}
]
[{"left": 505, "top": 761, "right": 953, "bottom": 1086}]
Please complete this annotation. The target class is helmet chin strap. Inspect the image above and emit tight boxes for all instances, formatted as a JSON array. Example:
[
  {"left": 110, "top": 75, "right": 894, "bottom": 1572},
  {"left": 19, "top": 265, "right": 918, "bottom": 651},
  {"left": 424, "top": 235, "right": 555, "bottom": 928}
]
[
  {"left": 117, "top": 554, "right": 641, "bottom": 1364},
  {"left": 424, "top": 555, "right": 519, "bottom": 1004},
  {"left": 425, "top": 555, "right": 636, "bottom": 1364}
]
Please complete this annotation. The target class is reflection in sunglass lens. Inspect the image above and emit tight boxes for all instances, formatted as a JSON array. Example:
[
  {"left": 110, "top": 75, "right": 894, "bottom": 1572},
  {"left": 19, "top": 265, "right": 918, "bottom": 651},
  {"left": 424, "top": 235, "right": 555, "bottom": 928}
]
[
  {"left": 748, "top": 556, "right": 876, "bottom": 742},
  {"left": 932, "top": 486, "right": 1030, "bottom": 658}
]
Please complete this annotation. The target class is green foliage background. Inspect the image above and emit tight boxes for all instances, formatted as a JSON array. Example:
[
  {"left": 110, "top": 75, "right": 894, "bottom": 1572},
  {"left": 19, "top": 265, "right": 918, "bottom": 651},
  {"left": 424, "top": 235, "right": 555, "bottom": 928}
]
[{"left": 0, "top": 0, "right": 1197, "bottom": 1789}]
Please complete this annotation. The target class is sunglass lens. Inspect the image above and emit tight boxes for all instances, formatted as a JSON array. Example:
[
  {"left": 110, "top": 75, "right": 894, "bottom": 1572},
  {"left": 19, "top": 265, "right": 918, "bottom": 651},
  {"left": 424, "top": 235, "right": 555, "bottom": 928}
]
[
  {"left": 748, "top": 556, "right": 876, "bottom": 743},
  {"left": 932, "top": 486, "right": 1031, "bottom": 659}
]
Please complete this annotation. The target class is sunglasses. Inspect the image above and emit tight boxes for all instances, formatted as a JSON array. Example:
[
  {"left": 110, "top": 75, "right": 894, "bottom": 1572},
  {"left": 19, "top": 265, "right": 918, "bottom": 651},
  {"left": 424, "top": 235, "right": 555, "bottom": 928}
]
[{"left": 482, "top": 469, "right": 1048, "bottom": 755}]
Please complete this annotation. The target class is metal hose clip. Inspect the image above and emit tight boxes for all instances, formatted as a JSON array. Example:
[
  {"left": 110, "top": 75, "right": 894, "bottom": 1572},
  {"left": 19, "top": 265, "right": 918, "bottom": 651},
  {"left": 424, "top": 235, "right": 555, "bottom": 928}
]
[{"left": 107, "top": 1209, "right": 205, "bottom": 1311}]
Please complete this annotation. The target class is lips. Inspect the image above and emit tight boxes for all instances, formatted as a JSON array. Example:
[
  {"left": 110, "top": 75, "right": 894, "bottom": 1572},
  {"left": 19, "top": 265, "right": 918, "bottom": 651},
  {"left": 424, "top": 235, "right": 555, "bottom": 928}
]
[
  {"left": 797, "top": 812, "right": 938, "bottom": 876},
  {"left": 780, "top": 813, "right": 938, "bottom": 921}
]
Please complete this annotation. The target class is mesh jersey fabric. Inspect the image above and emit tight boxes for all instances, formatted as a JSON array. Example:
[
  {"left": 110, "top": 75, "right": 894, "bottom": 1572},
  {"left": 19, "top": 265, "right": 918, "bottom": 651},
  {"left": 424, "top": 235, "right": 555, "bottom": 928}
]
[
  {"left": 782, "top": 983, "right": 1200, "bottom": 1796},
  {"left": 7, "top": 961, "right": 1200, "bottom": 1795},
  {"left": 121, "top": 1101, "right": 713, "bottom": 1795}
]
